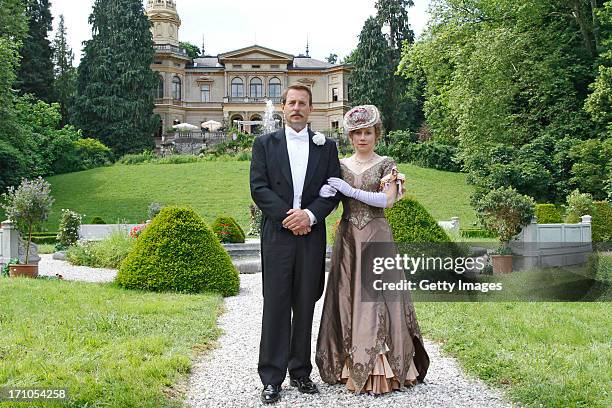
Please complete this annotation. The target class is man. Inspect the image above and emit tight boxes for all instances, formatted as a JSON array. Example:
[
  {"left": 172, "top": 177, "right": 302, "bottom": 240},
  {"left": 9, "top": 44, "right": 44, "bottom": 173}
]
[{"left": 250, "top": 85, "right": 341, "bottom": 403}]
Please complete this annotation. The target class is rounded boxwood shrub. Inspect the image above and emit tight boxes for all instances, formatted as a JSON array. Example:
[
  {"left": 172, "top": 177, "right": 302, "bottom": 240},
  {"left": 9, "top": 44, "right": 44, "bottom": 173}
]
[
  {"left": 593, "top": 201, "right": 612, "bottom": 243},
  {"left": 535, "top": 204, "right": 563, "bottom": 224},
  {"left": 385, "top": 197, "right": 467, "bottom": 265},
  {"left": 385, "top": 197, "right": 451, "bottom": 243},
  {"left": 90, "top": 216, "right": 106, "bottom": 224},
  {"left": 212, "top": 215, "right": 245, "bottom": 243},
  {"left": 116, "top": 207, "right": 239, "bottom": 296}
]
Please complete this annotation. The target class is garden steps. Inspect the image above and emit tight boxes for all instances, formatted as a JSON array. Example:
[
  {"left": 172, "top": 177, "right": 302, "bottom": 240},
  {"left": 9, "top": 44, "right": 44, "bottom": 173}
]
[{"left": 224, "top": 240, "right": 333, "bottom": 274}]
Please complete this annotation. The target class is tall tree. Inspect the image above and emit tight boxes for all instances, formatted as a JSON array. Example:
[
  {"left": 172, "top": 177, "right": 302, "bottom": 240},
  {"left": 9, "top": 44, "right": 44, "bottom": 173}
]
[
  {"left": 0, "top": 0, "right": 28, "bottom": 191},
  {"left": 180, "top": 41, "right": 200, "bottom": 60},
  {"left": 399, "top": 0, "right": 610, "bottom": 202},
  {"left": 16, "top": 0, "right": 55, "bottom": 102},
  {"left": 375, "top": 0, "right": 419, "bottom": 131},
  {"left": 72, "top": 0, "right": 158, "bottom": 155},
  {"left": 585, "top": 0, "right": 612, "bottom": 136},
  {"left": 52, "top": 14, "right": 76, "bottom": 126},
  {"left": 375, "top": 0, "right": 415, "bottom": 51},
  {"left": 350, "top": 17, "right": 394, "bottom": 130}
]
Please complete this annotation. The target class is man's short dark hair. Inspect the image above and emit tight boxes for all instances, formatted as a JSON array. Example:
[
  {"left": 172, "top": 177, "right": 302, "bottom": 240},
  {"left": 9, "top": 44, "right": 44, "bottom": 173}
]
[{"left": 281, "top": 85, "right": 313, "bottom": 106}]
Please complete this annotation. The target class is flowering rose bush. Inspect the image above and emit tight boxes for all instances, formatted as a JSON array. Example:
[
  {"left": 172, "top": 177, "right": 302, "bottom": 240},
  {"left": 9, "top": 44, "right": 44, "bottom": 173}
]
[
  {"left": 130, "top": 225, "right": 146, "bottom": 239},
  {"left": 56, "top": 209, "right": 83, "bottom": 249}
]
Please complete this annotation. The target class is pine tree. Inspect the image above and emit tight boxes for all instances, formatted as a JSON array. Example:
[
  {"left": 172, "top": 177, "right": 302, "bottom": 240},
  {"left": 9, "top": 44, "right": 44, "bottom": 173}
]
[
  {"left": 51, "top": 15, "right": 76, "bottom": 126},
  {"left": 72, "top": 0, "right": 158, "bottom": 155},
  {"left": 376, "top": 0, "right": 415, "bottom": 51},
  {"left": 350, "top": 17, "right": 394, "bottom": 129},
  {"left": 16, "top": 0, "right": 55, "bottom": 102},
  {"left": 375, "top": 0, "right": 418, "bottom": 132},
  {"left": 0, "top": 0, "right": 28, "bottom": 191}
]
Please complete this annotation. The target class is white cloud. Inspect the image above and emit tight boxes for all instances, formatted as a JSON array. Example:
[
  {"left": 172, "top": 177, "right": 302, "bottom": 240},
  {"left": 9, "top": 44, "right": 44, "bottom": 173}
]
[{"left": 50, "top": 0, "right": 431, "bottom": 63}]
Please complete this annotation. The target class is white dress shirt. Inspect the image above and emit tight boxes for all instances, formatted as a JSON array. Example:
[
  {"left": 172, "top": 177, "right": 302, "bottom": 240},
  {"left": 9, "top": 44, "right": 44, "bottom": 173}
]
[{"left": 285, "top": 126, "right": 317, "bottom": 226}]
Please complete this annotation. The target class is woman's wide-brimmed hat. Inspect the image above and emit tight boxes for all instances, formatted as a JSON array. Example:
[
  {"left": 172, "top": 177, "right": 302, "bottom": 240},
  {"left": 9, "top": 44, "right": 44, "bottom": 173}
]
[{"left": 343, "top": 105, "right": 381, "bottom": 132}]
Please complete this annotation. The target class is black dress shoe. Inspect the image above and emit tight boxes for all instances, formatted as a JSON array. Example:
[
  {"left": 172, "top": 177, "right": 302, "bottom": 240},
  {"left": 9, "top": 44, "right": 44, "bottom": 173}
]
[
  {"left": 260, "top": 384, "right": 281, "bottom": 404},
  {"left": 289, "top": 376, "right": 319, "bottom": 394}
]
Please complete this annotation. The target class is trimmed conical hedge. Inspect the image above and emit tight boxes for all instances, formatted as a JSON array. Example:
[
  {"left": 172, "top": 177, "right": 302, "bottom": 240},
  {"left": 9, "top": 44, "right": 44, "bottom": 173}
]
[
  {"left": 385, "top": 196, "right": 451, "bottom": 243},
  {"left": 211, "top": 215, "right": 245, "bottom": 243},
  {"left": 116, "top": 206, "right": 239, "bottom": 296}
]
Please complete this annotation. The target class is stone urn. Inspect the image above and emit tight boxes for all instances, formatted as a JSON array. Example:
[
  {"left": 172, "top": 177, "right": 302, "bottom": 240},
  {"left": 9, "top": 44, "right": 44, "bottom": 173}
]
[{"left": 9, "top": 264, "right": 38, "bottom": 278}]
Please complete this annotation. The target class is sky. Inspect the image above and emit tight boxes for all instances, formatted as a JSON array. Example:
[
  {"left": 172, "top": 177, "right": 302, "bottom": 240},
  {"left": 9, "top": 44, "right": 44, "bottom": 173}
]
[{"left": 49, "top": 0, "right": 432, "bottom": 63}]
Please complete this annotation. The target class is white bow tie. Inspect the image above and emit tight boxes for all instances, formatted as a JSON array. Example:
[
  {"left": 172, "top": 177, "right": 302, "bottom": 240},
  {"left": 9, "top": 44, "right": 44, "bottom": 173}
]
[{"left": 286, "top": 128, "right": 309, "bottom": 142}]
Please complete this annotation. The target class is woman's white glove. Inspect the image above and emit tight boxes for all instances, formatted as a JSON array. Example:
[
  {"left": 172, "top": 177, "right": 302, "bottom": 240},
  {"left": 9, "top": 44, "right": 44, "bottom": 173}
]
[
  {"left": 327, "top": 177, "right": 389, "bottom": 208},
  {"left": 327, "top": 177, "right": 357, "bottom": 197},
  {"left": 319, "top": 184, "right": 338, "bottom": 198}
]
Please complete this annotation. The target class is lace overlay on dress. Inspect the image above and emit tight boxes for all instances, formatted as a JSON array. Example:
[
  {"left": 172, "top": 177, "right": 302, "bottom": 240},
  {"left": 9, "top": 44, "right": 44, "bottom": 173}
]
[{"left": 341, "top": 156, "right": 400, "bottom": 230}]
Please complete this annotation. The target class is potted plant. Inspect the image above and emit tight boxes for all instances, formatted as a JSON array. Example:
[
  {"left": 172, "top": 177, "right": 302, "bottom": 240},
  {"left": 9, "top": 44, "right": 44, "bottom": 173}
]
[
  {"left": 1, "top": 177, "right": 54, "bottom": 278},
  {"left": 477, "top": 187, "right": 535, "bottom": 273}
]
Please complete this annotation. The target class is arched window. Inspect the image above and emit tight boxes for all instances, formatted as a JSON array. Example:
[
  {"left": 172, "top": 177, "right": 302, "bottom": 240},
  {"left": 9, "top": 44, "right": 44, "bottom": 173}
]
[
  {"left": 250, "top": 77, "right": 263, "bottom": 99},
  {"left": 157, "top": 75, "right": 164, "bottom": 99},
  {"left": 172, "top": 76, "right": 181, "bottom": 100},
  {"left": 250, "top": 114, "right": 262, "bottom": 134},
  {"left": 230, "top": 114, "right": 244, "bottom": 130},
  {"left": 231, "top": 77, "right": 244, "bottom": 98},
  {"left": 269, "top": 77, "right": 281, "bottom": 99}
]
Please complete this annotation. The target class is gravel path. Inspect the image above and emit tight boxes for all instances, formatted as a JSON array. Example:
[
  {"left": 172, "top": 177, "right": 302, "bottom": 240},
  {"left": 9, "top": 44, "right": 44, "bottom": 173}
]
[
  {"left": 36, "top": 255, "right": 515, "bottom": 407},
  {"left": 37, "top": 254, "right": 117, "bottom": 283},
  {"left": 186, "top": 273, "right": 516, "bottom": 408}
]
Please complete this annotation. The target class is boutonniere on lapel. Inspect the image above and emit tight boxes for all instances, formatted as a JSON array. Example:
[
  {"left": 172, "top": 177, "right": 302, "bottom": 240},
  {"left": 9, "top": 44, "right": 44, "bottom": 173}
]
[{"left": 312, "top": 132, "right": 326, "bottom": 146}]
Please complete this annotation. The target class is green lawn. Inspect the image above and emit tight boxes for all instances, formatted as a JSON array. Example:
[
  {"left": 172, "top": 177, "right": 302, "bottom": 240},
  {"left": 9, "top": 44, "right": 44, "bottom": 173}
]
[
  {"left": 0, "top": 161, "right": 476, "bottom": 234},
  {"left": 0, "top": 278, "right": 222, "bottom": 407},
  {"left": 415, "top": 302, "right": 611, "bottom": 407}
]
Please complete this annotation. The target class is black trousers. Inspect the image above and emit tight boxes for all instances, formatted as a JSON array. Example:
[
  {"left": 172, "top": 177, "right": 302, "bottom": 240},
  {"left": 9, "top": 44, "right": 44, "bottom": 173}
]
[{"left": 258, "top": 222, "right": 325, "bottom": 386}]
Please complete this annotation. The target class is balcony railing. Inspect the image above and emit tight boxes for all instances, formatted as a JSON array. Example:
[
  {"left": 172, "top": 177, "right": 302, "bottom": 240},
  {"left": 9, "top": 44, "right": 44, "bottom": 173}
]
[
  {"left": 147, "top": 0, "right": 176, "bottom": 10},
  {"left": 225, "top": 97, "right": 281, "bottom": 104},
  {"left": 154, "top": 97, "right": 281, "bottom": 106},
  {"left": 154, "top": 44, "right": 187, "bottom": 56}
]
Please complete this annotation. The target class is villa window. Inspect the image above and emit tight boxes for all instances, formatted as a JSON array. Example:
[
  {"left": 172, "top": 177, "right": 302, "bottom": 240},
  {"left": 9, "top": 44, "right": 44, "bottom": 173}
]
[
  {"left": 172, "top": 75, "right": 181, "bottom": 100},
  {"left": 200, "top": 84, "right": 210, "bottom": 102},
  {"left": 157, "top": 75, "right": 164, "bottom": 99},
  {"left": 332, "top": 88, "right": 338, "bottom": 102},
  {"left": 250, "top": 77, "right": 263, "bottom": 98},
  {"left": 231, "top": 77, "right": 244, "bottom": 98},
  {"left": 269, "top": 77, "right": 281, "bottom": 98}
]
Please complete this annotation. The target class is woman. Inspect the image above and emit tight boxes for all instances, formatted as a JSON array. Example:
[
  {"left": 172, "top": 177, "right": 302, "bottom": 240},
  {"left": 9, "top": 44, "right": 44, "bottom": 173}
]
[{"left": 315, "top": 105, "right": 429, "bottom": 395}]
